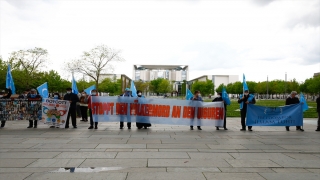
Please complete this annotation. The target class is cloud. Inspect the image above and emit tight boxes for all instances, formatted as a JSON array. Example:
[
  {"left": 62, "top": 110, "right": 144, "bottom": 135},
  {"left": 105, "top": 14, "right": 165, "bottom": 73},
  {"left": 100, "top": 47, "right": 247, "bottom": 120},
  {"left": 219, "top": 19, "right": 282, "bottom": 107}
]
[{"left": 251, "top": 0, "right": 276, "bottom": 6}]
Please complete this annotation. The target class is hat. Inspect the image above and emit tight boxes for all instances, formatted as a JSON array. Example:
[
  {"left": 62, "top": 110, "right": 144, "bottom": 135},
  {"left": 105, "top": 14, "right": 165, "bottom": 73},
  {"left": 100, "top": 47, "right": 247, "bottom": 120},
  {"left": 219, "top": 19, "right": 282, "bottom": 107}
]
[
  {"left": 66, "top": 88, "right": 72, "bottom": 90},
  {"left": 125, "top": 88, "right": 131, "bottom": 91}
]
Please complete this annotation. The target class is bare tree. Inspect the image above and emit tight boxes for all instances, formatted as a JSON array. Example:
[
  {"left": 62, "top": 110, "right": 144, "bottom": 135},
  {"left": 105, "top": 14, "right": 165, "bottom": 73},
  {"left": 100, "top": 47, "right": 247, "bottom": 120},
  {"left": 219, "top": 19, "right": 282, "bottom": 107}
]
[
  {"left": 67, "top": 45, "right": 124, "bottom": 90},
  {"left": 10, "top": 47, "right": 48, "bottom": 89}
]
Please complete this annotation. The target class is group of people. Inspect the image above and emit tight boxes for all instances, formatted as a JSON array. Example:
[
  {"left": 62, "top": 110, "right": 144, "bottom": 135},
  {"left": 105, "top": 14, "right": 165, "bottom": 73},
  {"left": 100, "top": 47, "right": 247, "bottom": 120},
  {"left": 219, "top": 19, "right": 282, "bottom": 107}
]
[{"left": 1, "top": 87, "right": 320, "bottom": 132}]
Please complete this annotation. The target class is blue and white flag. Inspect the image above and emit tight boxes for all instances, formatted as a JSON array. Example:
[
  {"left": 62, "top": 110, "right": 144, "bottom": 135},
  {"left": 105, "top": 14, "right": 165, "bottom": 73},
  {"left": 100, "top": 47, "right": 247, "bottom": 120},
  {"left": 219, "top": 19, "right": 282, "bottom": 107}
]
[
  {"left": 246, "top": 104, "right": 303, "bottom": 126},
  {"left": 299, "top": 92, "right": 308, "bottom": 112},
  {"left": 222, "top": 87, "right": 231, "bottom": 105},
  {"left": 130, "top": 81, "right": 137, "bottom": 97},
  {"left": 6, "top": 64, "right": 16, "bottom": 94},
  {"left": 84, "top": 85, "right": 96, "bottom": 95},
  {"left": 37, "top": 82, "right": 49, "bottom": 98},
  {"left": 186, "top": 88, "right": 193, "bottom": 100},
  {"left": 243, "top": 73, "right": 249, "bottom": 91},
  {"left": 72, "top": 75, "right": 78, "bottom": 94}
]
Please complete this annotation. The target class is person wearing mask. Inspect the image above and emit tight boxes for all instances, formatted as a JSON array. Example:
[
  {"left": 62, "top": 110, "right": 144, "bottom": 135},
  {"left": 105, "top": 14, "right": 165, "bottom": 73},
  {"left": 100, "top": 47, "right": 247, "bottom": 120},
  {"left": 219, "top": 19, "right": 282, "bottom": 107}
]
[
  {"left": 53, "top": 92, "right": 61, "bottom": 100},
  {"left": 119, "top": 88, "right": 132, "bottom": 129},
  {"left": 76, "top": 93, "right": 82, "bottom": 118},
  {"left": 27, "top": 89, "right": 42, "bottom": 128},
  {"left": 0, "top": 88, "right": 12, "bottom": 128},
  {"left": 136, "top": 90, "right": 151, "bottom": 129},
  {"left": 80, "top": 92, "right": 88, "bottom": 122},
  {"left": 212, "top": 92, "right": 228, "bottom": 130},
  {"left": 316, "top": 94, "right": 320, "bottom": 132},
  {"left": 63, "top": 88, "right": 79, "bottom": 128},
  {"left": 18, "top": 90, "right": 29, "bottom": 99},
  {"left": 190, "top": 90, "right": 203, "bottom": 130},
  {"left": 238, "top": 90, "right": 256, "bottom": 131},
  {"left": 285, "top": 91, "right": 304, "bottom": 131},
  {"left": 88, "top": 89, "right": 98, "bottom": 129}
]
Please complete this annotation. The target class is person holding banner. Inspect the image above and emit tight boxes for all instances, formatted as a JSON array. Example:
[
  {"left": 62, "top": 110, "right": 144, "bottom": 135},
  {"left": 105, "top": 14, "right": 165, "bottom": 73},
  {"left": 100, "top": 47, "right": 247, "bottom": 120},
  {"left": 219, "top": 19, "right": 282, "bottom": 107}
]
[
  {"left": 0, "top": 88, "right": 12, "bottom": 128},
  {"left": 238, "top": 90, "right": 256, "bottom": 131},
  {"left": 316, "top": 95, "right": 320, "bottom": 131},
  {"left": 53, "top": 92, "right": 61, "bottom": 100},
  {"left": 212, "top": 92, "right": 228, "bottom": 130},
  {"left": 88, "top": 89, "right": 98, "bottom": 129},
  {"left": 285, "top": 91, "right": 304, "bottom": 131},
  {"left": 27, "top": 89, "right": 42, "bottom": 128},
  {"left": 190, "top": 90, "right": 203, "bottom": 130},
  {"left": 119, "top": 88, "right": 132, "bottom": 129},
  {"left": 136, "top": 90, "right": 151, "bottom": 129},
  {"left": 18, "top": 90, "right": 29, "bottom": 99},
  {"left": 80, "top": 92, "right": 88, "bottom": 122},
  {"left": 64, "top": 88, "right": 79, "bottom": 128}
]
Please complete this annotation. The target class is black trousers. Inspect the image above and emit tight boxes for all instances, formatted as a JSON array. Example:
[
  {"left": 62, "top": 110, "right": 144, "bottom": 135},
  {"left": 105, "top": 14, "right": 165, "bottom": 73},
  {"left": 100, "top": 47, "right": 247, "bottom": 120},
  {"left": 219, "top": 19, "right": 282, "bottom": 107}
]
[
  {"left": 80, "top": 106, "right": 88, "bottom": 121},
  {"left": 76, "top": 104, "right": 81, "bottom": 117},
  {"left": 317, "top": 112, "right": 320, "bottom": 128},
  {"left": 241, "top": 109, "right": 252, "bottom": 129},
  {"left": 120, "top": 115, "right": 131, "bottom": 128},
  {"left": 89, "top": 109, "right": 98, "bottom": 127},
  {"left": 66, "top": 108, "right": 77, "bottom": 127},
  {"left": 1, "top": 120, "right": 5, "bottom": 127},
  {"left": 28, "top": 120, "right": 38, "bottom": 127}
]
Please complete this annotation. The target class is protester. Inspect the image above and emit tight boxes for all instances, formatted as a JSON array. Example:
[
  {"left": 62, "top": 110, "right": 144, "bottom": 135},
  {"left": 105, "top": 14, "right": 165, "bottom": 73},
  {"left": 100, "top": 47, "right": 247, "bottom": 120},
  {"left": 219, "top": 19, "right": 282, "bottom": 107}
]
[
  {"left": 212, "top": 92, "right": 228, "bottom": 130},
  {"left": 88, "top": 89, "right": 98, "bottom": 129},
  {"left": 27, "top": 89, "right": 42, "bottom": 128},
  {"left": 64, "top": 88, "right": 79, "bottom": 128},
  {"left": 285, "top": 91, "right": 304, "bottom": 131},
  {"left": 0, "top": 88, "right": 12, "bottom": 128},
  {"left": 80, "top": 92, "right": 88, "bottom": 122},
  {"left": 76, "top": 93, "right": 82, "bottom": 118},
  {"left": 190, "top": 90, "right": 203, "bottom": 130},
  {"left": 18, "top": 90, "right": 29, "bottom": 99},
  {"left": 316, "top": 94, "right": 320, "bottom": 132},
  {"left": 53, "top": 92, "right": 60, "bottom": 100},
  {"left": 238, "top": 90, "right": 256, "bottom": 131},
  {"left": 119, "top": 88, "right": 132, "bottom": 129},
  {"left": 136, "top": 90, "right": 151, "bottom": 129}
]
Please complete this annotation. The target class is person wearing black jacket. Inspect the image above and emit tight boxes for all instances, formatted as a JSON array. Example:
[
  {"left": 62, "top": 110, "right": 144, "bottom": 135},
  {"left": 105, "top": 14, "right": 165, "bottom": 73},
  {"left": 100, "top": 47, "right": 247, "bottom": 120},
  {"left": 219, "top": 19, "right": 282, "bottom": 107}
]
[
  {"left": 0, "top": 88, "right": 12, "bottom": 128},
  {"left": 316, "top": 95, "right": 320, "bottom": 131},
  {"left": 64, "top": 88, "right": 79, "bottom": 128},
  {"left": 238, "top": 90, "right": 256, "bottom": 131},
  {"left": 27, "top": 89, "right": 42, "bottom": 128},
  {"left": 212, "top": 92, "right": 228, "bottom": 130},
  {"left": 285, "top": 91, "right": 304, "bottom": 131}
]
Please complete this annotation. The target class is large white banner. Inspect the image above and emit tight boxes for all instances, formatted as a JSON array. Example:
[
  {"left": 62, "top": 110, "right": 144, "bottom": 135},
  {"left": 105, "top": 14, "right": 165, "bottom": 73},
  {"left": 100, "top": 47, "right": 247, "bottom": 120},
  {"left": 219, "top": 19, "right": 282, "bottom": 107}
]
[
  {"left": 41, "top": 99, "right": 70, "bottom": 128},
  {"left": 92, "top": 97, "right": 224, "bottom": 126}
]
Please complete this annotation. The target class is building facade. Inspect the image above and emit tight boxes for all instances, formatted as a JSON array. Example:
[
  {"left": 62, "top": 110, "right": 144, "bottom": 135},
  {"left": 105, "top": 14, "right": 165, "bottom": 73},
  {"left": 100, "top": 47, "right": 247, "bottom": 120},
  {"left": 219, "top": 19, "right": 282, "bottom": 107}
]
[{"left": 133, "top": 65, "right": 189, "bottom": 82}]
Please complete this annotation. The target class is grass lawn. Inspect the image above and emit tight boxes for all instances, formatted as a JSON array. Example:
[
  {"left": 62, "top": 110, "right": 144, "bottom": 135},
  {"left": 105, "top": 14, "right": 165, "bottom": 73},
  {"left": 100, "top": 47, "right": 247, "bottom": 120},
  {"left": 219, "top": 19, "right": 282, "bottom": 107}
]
[{"left": 204, "top": 99, "right": 317, "bottom": 118}]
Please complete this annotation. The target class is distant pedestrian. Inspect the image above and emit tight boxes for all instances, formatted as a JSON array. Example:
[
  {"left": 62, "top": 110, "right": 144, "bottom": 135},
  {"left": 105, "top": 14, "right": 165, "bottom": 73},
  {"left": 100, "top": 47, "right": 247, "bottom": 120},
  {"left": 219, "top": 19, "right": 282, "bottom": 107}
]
[{"left": 285, "top": 91, "right": 304, "bottom": 131}]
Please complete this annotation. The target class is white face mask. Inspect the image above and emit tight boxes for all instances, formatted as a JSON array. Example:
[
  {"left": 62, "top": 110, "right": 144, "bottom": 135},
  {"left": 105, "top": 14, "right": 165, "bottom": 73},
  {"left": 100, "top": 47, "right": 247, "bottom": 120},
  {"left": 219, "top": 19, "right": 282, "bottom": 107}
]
[
  {"left": 67, "top": 91, "right": 71, "bottom": 94},
  {"left": 244, "top": 93, "right": 249, "bottom": 96},
  {"left": 82, "top": 94, "right": 85, "bottom": 96},
  {"left": 198, "top": 94, "right": 201, "bottom": 97},
  {"left": 91, "top": 92, "right": 97, "bottom": 96},
  {"left": 0, "top": 95, "right": 3, "bottom": 98},
  {"left": 54, "top": 95, "right": 58, "bottom": 98},
  {"left": 24, "top": 94, "right": 28, "bottom": 96},
  {"left": 138, "top": 93, "right": 142, "bottom": 96}
]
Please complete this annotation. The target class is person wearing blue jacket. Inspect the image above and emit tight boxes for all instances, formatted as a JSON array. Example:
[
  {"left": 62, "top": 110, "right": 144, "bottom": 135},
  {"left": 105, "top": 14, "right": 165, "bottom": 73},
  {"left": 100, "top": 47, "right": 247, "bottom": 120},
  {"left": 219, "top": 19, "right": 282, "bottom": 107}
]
[{"left": 238, "top": 90, "right": 256, "bottom": 131}]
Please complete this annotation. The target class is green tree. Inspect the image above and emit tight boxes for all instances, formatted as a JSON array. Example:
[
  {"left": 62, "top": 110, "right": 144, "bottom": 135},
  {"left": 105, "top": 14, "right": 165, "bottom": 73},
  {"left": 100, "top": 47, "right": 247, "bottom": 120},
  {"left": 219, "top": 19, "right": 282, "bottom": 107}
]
[
  {"left": 191, "top": 80, "right": 214, "bottom": 96},
  {"left": 216, "top": 83, "right": 226, "bottom": 93}
]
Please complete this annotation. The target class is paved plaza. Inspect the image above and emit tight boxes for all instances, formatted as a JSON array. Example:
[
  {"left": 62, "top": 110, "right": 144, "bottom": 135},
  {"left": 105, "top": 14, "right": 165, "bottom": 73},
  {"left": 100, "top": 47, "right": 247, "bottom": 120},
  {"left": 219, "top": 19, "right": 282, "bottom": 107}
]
[{"left": 0, "top": 118, "right": 319, "bottom": 180}]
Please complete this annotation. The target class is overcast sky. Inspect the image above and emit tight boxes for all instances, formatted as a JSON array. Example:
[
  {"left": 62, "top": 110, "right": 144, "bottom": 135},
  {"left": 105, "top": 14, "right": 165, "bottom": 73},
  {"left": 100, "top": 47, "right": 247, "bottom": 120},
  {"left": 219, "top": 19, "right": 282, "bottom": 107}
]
[{"left": 0, "top": 0, "right": 319, "bottom": 83}]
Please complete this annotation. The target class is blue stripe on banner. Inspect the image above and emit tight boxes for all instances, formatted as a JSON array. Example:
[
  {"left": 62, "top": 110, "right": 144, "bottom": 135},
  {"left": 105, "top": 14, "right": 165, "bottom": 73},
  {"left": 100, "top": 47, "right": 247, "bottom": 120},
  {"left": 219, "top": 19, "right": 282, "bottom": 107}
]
[
  {"left": 246, "top": 104, "right": 303, "bottom": 126},
  {"left": 91, "top": 96, "right": 225, "bottom": 126}
]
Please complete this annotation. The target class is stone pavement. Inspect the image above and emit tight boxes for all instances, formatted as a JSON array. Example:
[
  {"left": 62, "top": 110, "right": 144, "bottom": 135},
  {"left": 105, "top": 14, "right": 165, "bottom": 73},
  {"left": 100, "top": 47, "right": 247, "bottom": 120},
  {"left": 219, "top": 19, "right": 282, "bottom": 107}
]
[{"left": 0, "top": 118, "right": 319, "bottom": 180}]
